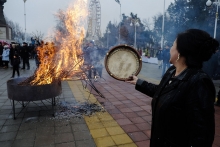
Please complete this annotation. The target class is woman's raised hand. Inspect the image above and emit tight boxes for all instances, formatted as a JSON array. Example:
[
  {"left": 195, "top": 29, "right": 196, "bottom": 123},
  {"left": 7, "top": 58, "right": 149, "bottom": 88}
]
[{"left": 126, "top": 75, "right": 138, "bottom": 85}]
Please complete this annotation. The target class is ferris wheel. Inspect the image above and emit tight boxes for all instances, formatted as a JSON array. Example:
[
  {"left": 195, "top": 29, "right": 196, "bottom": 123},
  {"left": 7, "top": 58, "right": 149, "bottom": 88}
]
[{"left": 87, "top": 0, "right": 101, "bottom": 40}]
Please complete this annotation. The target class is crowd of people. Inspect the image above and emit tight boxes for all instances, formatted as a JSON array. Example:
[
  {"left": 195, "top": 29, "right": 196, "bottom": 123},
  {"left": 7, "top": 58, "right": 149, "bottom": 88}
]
[
  {"left": 0, "top": 38, "right": 42, "bottom": 78},
  {"left": 0, "top": 38, "right": 108, "bottom": 80}
]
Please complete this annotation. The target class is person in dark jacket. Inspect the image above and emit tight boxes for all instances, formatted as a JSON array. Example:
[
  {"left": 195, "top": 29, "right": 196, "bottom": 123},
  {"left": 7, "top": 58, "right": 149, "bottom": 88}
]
[
  {"left": 202, "top": 50, "right": 218, "bottom": 78},
  {"left": 9, "top": 43, "right": 19, "bottom": 66},
  {"left": 212, "top": 49, "right": 220, "bottom": 106},
  {"left": 156, "top": 48, "right": 163, "bottom": 69},
  {"left": 161, "top": 45, "right": 171, "bottom": 76},
  {"left": 127, "top": 29, "right": 219, "bottom": 147},
  {"left": 20, "top": 42, "right": 30, "bottom": 70},
  {"left": 0, "top": 42, "right": 3, "bottom": 67},
  {"left": 11, "top": 53, "right": 20, "bottom": 78},
  {"left": 83, "top": 41, "right": 98, "bottom": 79}
]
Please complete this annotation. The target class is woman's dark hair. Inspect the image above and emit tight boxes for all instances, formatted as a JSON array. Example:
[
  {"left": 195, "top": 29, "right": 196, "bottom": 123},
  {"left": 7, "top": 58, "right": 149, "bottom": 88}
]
[{"left": 176, "top": 29, "right": 219, "bottom": 68}]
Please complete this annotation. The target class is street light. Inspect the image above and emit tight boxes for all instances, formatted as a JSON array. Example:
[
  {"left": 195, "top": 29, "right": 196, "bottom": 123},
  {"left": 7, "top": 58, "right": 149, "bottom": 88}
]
[
  {"left": 206, "top": 0, "right": 220, "bottom": 38},
  {"left": 107, "top": 28, "right": 110, "bottom": 48},
  {"left": 115, "top": 0, "right": 121, "bottom": 45},
  {"left": 23, "top": 0, "right": 27, "bottom": 42},
  {"left": 161, "top": 0, "right": 165, "bottom": 49},
  {"left": 130, "top": 14, "right": 139, "bottom": 49}
]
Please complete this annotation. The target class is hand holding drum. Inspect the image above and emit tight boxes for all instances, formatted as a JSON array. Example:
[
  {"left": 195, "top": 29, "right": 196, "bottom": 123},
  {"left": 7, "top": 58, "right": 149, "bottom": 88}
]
[
  {"left": 126, "top": 75, "right": 138, "bottom": 85},
  {"left": 105, "top": 45, "right": 142, "bottom": 81}
]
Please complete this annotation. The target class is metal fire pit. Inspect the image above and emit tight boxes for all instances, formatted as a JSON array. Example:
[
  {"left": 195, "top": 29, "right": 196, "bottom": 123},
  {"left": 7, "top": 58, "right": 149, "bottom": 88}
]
[{"left": 7, "top": 77, "right": 62, "bottom": 119}]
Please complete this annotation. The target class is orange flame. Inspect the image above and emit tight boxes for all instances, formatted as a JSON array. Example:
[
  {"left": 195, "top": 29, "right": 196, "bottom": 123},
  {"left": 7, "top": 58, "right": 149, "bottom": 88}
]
[{"left": 31, "top": 0, "right": 88, "bottom": 85}]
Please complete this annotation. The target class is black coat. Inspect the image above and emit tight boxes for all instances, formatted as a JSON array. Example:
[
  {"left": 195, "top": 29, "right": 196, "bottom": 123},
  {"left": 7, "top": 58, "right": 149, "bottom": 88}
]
[
  {"left": 9, "top": 47, "right": 19, "bottom": 60},
  {"left": 203, "top": 53, "right": 218, "bottom": 78},
  {"left": 162, "top": 49, "right": 170, "bottom": 63},
  {"left": 12, "top": 57, "right": 20, "bottom": 67},
  {"left": 20, "top": 46, "right": 30, "bottom": 58},
  {"left": 135, "top": 66, "right": 215, "bottom": 147},
  {"left": 156, "top": 50, "right": 163, "bottom": 60},
  {"left": 0, "top": 45, "right": 3, "bottom": 55}
]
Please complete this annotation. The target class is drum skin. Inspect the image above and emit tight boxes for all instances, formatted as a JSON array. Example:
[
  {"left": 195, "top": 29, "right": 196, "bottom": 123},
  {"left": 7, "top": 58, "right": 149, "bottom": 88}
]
[{"left": 105, "top": 45, "right": 142, "bottom": 81}]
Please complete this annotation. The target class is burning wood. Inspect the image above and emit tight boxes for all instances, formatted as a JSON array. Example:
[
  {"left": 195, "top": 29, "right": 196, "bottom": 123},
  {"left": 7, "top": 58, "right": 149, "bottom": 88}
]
[{"left": 19, "top": 0, "right": 88, "bottom": 86}]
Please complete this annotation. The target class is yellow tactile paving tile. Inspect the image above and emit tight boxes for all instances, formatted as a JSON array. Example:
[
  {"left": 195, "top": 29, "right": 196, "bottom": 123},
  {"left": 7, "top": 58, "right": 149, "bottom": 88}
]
[
  {"left": 90, "top": 128, "right": 109, "bottom": 138},
  {"left": 87, "top": 122, "right": 105, "bottom": 130},
  {"left": 118, "top": 143, "right": 138, "bottom": 147},
  {"left": 95, "top": 136, "right": 116, "bottom": 147},
  {"left": 112, "top": 134, "right": 133, "bottom": 144},
  {"left": 106, "top": 126, "right": 124, "bottom": 135},
  {"left": 67, "top": 81, "right": 137, "bottom": 147},
  {"left": 102, "top": 120, "right": 119, "bottom": 127},
  {"left": 96, "top": 112, "right": 114, "bottom": 121}
]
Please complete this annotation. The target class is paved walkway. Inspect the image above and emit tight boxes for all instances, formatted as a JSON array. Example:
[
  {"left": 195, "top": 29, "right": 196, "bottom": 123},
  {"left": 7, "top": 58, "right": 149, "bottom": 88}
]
[{"left": 0, "top": 59, "right": 219, "bottom": 147}]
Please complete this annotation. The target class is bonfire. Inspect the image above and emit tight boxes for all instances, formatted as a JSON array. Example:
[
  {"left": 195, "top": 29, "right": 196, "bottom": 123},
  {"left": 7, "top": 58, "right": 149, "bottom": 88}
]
[{"left": 20, "top": 0, "right": 88, "bottom": 86}]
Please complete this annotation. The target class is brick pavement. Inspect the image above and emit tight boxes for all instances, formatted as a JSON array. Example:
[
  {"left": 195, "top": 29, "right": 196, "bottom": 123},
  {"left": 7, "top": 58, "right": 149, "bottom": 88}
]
[
  {"left": 0, "top": 60, "right": 97, "bottom": 147},
  {"left": 0, "top": 59, "right": 220, "bottom": 147},
  {"left": 88, "top": 62, "right": 220, "bottom": 147}
]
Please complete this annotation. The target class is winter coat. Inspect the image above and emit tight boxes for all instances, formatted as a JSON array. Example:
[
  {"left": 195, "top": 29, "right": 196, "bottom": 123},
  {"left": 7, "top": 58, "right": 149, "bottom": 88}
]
[
  {"left": 162, "top": 49, "right": 170, "bottom": 63},
  {"left": 9, "top": 47, "right": 19, "bottom": 60},
  {"left": 12, "top": 57, "right": 20, "bottom": 67},
  {"left": 2, "top": 48, "right": 10, "bottom": 61},
  {"left": 135, "top": 66, "right": 215, "bottom": 147},
  {"left": 156, "top": 50, "right": 163, "bottom": 60},
  {"left": 20, "top": 46, "right": 30, "bottom": 58},
  {"left": 83, "top": 46, "right": 103, "bottom": 68},
  {"left": 83, "top": 47, "right": 91, "bottom": 64},
  {"left": 0, "top": 45, "right": 3, "bottom": 56},
  {"left": 203, "top": 53, "right": 218, "bottom": 78},
  {"left": 89, "top": 48, "right": 104, "bottom": 68}
]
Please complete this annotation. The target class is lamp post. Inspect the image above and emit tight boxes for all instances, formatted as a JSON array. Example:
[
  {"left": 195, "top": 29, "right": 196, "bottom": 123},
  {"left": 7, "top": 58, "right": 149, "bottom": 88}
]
[
  {"left": 23, "top": 0, "right": 27, "bottom": 42},
  {"left": 115, "top": 0, "right": 121, "bottom": 44},
  {"left": 206, "top": 0, "right": 220, "bottom": 38},
  {"left": 130, "top": 14, "right": 139, "bottom": 49},
  {"left": 161, "top": 0, "right": 165, "bottom": 49},
  {"left": 107, "top": 28, "right": 110, "bottom": 48}
]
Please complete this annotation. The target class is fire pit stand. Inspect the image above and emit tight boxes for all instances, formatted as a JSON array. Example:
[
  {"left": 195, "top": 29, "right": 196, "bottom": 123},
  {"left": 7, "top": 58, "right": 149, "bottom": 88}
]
[{"left": 7, "top": 77, "right": 62, "bottom": 119}]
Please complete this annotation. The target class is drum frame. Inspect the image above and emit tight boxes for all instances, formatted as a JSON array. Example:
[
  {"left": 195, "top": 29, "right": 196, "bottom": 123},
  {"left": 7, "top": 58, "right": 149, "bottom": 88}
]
[{"left": 105, "top": 45, "right": 142, "bottom": 81}]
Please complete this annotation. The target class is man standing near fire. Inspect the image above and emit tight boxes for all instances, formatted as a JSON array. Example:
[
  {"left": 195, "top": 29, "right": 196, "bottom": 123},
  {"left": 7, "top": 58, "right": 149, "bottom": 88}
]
[
  {"left": 0, "top": 42, "right": 3, "bottom": 67},
  {"left": 83, "top": 41, "right": 103, "bottom": 80},
  {"left": 156, "top": 47, "right": 163, "bottom": 69},
  {"left": 161, "top": 44, "right": 171, "bottom": 76},
  {"left": 20, "top": 42, "right": 30, "bottom": 70}
]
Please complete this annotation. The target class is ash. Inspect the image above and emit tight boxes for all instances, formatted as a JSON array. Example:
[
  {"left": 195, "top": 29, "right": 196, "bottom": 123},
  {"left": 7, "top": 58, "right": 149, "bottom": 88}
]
[{"left": 54, "top": 100, "right": 105, "bottom": 120}]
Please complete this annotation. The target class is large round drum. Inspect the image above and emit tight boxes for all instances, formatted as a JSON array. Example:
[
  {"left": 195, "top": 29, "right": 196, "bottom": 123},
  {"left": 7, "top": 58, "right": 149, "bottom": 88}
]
[{"left": 105, "top": 45, "right": 142, "bottom": 81}]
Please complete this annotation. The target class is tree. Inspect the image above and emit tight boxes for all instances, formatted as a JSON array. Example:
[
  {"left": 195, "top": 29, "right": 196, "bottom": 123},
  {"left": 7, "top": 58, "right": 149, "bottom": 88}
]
[
  {"left": 100, "top": 21, "right": 119, "bottom": 48},
  {"left": 142, "top": 18, "right": 153, "bottom": 31},
  {"left": 31, "top": 30, "right": 44, "bottom": 41},
  {"left": 151, "top": 0, "right": 220, "bottom": 46},
  {"left": 6, "top": 17, "right": 25, "bottom": 42}
]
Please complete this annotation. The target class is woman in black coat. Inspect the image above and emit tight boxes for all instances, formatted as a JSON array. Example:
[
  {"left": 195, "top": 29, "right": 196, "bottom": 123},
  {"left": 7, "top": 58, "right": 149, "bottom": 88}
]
[{"left": 127, "top": 29, "right": 219, "bottom": 147}]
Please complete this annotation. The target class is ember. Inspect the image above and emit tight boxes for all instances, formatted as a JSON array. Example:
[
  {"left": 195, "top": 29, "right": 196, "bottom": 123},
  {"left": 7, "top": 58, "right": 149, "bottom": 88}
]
[{"left": 54, "top": 101, "right": 105, "bottom": 119}]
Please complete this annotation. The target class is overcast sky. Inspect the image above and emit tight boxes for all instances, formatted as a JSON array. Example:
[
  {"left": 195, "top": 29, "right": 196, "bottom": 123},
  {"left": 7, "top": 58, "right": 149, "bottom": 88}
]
[{"left": 4, "top": 0, "right": 174, "bottom": 38}]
